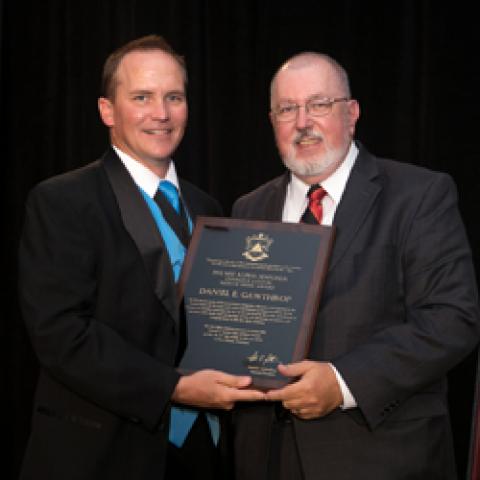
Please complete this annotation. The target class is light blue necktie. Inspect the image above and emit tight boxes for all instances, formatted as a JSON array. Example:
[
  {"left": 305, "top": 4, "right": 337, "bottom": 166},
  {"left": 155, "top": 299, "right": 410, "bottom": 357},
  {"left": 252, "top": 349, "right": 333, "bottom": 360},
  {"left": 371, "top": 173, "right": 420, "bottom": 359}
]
[
  {"left": 148, "top": 180, "right": 219, "bottom": 448},
  {"left": 159, "top": 180, "right": 181, "bottom": 214}
]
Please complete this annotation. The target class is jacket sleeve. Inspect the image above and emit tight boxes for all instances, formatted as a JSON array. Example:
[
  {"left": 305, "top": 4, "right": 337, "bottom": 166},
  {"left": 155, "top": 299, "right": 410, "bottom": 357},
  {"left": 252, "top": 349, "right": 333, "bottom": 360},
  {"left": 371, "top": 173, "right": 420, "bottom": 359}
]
[
  {"left": 333, "top": 173, "right": 480, "bottom": 429},
  {"left": 19, "top": 182, "right": 180, "bottom": 431}
]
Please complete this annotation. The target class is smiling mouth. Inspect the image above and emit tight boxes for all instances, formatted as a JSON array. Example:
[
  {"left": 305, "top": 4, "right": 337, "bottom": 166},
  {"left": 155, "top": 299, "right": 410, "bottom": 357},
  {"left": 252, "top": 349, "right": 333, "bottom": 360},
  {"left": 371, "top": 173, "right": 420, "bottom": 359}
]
[
  {"left": 295, "top": 135, "right": 323, "bottom": 147},
  {"left": 297, "top": 137, "right": 320, "bottom": 146},
  {"left": 143, "top": 128, "right": 173, "bottom": 135}
]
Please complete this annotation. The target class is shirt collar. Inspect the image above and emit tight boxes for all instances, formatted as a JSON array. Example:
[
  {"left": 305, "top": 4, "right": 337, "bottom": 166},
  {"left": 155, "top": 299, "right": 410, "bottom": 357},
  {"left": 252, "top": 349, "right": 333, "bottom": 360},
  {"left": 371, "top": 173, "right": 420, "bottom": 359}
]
[
  {"left": 321, "top": 141, "right": 358, "bottom": 206},
  {"left": 112, "top": 145, "right": 180, "bottom": 198}
]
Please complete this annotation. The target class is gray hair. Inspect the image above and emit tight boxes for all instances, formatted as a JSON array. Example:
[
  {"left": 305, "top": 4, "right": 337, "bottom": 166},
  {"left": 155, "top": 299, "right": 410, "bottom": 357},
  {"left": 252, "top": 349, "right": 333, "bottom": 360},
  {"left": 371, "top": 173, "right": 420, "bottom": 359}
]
[{"left": 270, "top": 52, "right": 351, "bottom": 107}]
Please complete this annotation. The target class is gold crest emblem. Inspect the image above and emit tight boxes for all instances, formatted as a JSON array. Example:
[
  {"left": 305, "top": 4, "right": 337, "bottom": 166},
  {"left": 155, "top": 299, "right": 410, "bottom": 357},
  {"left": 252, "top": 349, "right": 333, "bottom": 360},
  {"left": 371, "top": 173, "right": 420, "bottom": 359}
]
[{"left": 242, "top": 232, "right": 273, "bottom": 262}]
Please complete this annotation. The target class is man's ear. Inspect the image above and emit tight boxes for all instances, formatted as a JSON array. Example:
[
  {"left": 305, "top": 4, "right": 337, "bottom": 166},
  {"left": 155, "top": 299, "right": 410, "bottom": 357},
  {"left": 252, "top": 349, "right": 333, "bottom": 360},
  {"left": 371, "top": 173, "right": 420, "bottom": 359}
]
[
  {"left": 269, "top": 110, "right": 275, "bottom": 128},
  {"left": 98, "top": 97, "right": 114, "bottom": 127},
  {"left": 347, "top": 99, "right": 360, "bottom": 135}
]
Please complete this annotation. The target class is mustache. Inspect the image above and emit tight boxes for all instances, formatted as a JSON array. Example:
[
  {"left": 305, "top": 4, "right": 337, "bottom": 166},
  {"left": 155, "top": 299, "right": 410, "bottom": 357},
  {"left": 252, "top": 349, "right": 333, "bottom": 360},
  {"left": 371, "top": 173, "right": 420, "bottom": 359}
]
[{"left": 293, "top": 130, "right": 323, "bottom": 145}]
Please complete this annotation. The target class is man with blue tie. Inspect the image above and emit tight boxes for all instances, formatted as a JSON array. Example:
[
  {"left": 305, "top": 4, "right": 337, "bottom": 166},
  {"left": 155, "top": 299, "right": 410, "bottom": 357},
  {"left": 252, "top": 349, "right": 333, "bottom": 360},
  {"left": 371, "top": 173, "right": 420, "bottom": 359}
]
[{"left": 18, "top": 35, "right": 264, "bottom": 480}]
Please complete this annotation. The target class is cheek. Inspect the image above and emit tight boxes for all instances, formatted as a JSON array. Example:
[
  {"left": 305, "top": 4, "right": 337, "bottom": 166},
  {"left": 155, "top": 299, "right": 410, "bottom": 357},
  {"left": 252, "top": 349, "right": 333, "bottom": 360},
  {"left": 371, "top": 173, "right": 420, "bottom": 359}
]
[
  {"left": 116, "top": 105, "right": 146, "bottom": 125},
  {"left": 130, "top": 110, "right": 147, "bottom": 123},
  {"left": 274, "top": 125, "right": 293, "bottom": 147},
  {"left": 323, "top": 120, "right": 347, "bottom": 144},
  {"left": 173, "top": 106, "right": 188, "bottom": 128}
]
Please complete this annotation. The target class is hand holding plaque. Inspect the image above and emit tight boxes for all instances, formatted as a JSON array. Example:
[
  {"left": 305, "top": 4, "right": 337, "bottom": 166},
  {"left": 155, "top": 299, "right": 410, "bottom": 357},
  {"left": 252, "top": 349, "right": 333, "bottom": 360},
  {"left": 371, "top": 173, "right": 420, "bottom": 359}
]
[
  {"left": 172, "top": 368, "right": 266, "bottom": 409},
  {"left": 178, "top": 217, "right": 335, "bottom": 390}
]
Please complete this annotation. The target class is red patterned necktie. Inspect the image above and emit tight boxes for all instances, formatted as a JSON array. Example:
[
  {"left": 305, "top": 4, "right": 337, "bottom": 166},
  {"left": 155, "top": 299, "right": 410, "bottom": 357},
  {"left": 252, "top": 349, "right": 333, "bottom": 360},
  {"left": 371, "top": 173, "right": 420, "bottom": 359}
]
[{"left": 302, "top": 184, "right": 326, "bottom": 224}]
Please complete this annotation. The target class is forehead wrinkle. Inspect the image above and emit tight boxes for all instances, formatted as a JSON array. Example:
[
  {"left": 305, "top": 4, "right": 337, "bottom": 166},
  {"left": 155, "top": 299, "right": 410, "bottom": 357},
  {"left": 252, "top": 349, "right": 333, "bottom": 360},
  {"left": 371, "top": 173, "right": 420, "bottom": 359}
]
[{"left": 276, "top": 92, "right": 333, "bottom": 106}]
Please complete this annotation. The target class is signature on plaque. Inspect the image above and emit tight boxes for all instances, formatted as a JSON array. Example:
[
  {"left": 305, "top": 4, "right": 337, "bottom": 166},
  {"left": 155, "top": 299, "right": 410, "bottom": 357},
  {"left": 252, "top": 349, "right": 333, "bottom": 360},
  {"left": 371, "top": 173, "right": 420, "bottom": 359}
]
[{"left": 244, "top": 350, "right": 280, "bottom": 366}]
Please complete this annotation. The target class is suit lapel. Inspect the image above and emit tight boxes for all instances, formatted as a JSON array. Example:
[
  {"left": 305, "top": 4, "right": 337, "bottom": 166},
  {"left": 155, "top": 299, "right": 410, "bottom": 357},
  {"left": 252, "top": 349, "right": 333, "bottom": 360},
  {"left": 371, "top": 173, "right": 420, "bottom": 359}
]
[
  {"left": 179, "top": 180, "right": 201, "bottom": 222},
  {"left": 101, "top": 149, "right": 179, "bottom": 325},
  {"left": 264, "top": 173, "right": 290, "bottom": 221},
  {"left": 252, "top": 155, "right": 381, "bottom": 270},
  {"left": 329, "top": 147, "right": 382, "bottom": 270}
]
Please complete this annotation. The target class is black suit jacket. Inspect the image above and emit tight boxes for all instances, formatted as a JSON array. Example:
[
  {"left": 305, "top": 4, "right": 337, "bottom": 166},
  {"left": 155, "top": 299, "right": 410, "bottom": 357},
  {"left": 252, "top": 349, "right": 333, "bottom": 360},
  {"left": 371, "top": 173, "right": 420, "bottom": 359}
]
[
  {"left": 18, "top": 149, "right": 222, "bottom": 480},
  {"left": 231, "top": 145, "right": 480, "bottom": 480}
]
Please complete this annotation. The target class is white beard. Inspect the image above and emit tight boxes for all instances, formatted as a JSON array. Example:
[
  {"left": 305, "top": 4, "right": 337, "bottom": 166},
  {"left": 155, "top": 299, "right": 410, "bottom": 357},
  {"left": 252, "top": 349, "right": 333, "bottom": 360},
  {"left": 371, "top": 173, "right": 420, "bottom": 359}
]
[
  {"left": 282, "top": 125, "right": 352, "bottom": 177},
  {"left": 283, "top": 150, "right": 335, "bottom": 176},
  {"left": 282, "top": 140, "right": 347, "bottom": 177}
]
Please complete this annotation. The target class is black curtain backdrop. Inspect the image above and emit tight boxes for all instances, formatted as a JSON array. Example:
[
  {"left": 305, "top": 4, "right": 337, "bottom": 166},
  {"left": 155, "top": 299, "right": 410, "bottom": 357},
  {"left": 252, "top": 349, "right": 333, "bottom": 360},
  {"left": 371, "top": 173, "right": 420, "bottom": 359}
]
[{"left": 2, "top": 1, "right": 479, "bottom": 478}]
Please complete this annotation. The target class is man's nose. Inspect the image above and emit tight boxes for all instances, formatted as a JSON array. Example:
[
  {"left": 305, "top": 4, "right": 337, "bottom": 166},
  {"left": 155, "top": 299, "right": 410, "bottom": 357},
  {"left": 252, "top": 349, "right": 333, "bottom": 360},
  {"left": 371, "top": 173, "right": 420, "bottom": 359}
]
[
  {"left": 294, "top": 105, "right": 313, "bottom": 130},
  {"left": 151, "top": 99, "right": 169, "bottom": 120}
]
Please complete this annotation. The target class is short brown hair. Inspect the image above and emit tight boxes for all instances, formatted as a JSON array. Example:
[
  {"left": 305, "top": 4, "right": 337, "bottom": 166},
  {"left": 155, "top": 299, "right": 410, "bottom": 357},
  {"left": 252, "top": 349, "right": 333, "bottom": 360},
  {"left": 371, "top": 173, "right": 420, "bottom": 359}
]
[{"left": 101, "top": 34, "right": 187, "bottom": 99}]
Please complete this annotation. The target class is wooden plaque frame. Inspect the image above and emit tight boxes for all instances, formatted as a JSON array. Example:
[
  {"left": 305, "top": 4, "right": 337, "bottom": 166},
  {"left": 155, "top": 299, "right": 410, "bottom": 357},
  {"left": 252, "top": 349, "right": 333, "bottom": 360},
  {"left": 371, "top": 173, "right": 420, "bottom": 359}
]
[{"left": 178, "top": 216, "right": 335, "bottom": 390}]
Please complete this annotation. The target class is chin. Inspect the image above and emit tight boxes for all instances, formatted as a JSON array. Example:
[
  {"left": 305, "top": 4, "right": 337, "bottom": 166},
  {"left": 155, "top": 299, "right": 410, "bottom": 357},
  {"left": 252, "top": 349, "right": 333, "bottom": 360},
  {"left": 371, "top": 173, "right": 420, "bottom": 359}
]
[
  {"left": 148, "top": 146, "right": 176, "bottom": 159},
  {"left": 283, "top": 155, "right": 336, "bottom": 177},
  {"left": 282, "top": 141, "right": 349, "bottom": 178}
]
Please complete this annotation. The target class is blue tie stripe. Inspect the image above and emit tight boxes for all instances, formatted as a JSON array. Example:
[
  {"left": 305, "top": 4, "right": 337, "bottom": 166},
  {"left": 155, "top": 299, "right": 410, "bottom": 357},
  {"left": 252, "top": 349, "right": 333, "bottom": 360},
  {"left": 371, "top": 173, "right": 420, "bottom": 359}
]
[
  {"left": 169, "top": 408, "right": 220, "bottom": 448},
  {"left": 139, "top": 183, "right": 219, "bottom": 447},
  {"left": 159, "top": 180, "right": 181, "bottom": 214},
  {"left": 140, "top": 189, "right": 185, "bottom": 282}
]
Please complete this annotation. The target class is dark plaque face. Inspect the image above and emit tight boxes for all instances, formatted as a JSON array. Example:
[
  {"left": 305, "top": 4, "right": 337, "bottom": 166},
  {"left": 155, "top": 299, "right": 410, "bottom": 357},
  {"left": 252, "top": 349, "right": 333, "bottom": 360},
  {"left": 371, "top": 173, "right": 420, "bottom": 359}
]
[{"left": 178, "top": 217, "right": 335, "bottom": 389}]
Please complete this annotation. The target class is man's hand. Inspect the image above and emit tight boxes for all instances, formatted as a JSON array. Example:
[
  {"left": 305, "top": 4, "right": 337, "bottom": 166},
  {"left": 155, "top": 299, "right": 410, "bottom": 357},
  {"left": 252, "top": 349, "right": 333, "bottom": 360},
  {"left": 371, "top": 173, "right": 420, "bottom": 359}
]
[
  {"left": 265, "top": 361, "right": 343, "bottom": 419},
  {"left": 172, "top": 369, "right": 266, "bottom": 410}
]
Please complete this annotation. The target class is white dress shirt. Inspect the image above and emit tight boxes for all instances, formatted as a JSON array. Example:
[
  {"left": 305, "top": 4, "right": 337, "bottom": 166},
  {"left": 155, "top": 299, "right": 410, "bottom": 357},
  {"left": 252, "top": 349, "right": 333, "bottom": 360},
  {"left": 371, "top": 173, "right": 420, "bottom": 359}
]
[
  {"left": 113, "top": 145, "right": 180, "bottom": 197},
  {"left": 282, "top": 142, "right": 359, "bottom": 409}
]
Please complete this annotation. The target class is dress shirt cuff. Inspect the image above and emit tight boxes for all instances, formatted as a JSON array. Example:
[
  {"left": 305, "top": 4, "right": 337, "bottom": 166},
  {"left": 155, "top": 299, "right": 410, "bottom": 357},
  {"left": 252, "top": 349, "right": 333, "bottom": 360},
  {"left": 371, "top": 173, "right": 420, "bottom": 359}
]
[{"left": 329, "top": 363, "right": 357, "bottom": 409}]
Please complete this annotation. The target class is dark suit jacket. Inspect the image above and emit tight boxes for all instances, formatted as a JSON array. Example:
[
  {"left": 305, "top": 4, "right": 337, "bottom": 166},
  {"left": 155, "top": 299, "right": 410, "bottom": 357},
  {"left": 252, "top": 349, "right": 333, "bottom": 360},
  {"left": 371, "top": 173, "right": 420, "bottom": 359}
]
[
  {"left": 18, "top": 149, "right": 222, "bottom": 480},
  {"left": 231, "top": 145, "right": 480, "bottom": 480}
]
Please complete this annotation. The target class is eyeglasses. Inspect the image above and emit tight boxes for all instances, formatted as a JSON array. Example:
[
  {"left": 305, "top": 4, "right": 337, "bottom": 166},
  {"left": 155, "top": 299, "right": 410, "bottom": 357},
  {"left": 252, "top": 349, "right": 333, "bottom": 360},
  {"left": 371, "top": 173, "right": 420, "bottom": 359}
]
[{"left": 272, "top": 97, "right": 350, "bottom": 122}]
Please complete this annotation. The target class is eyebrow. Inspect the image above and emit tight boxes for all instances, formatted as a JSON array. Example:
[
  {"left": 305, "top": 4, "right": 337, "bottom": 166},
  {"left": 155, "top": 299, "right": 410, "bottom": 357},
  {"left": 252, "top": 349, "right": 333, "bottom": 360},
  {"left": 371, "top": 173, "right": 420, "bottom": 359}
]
[
  {"left": 129, "top": 89, "right": 153, "bottom": 96},
  {"left": 128, "top": 89, "right": 186, "bottom": 96},
  {"left": 165, "top": 90, "right": 186, "bottom": 96},
  {"left": 276, "top": 93, "right": 333, "bottom": 104}
]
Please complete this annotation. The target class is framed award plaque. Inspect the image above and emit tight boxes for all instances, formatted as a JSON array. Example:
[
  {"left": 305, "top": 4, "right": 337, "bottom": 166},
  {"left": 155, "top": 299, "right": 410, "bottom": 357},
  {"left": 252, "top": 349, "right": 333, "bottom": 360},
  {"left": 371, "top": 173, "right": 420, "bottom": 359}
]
[{"left": 178, "top": 217, "right": 335, "bottom": 390}]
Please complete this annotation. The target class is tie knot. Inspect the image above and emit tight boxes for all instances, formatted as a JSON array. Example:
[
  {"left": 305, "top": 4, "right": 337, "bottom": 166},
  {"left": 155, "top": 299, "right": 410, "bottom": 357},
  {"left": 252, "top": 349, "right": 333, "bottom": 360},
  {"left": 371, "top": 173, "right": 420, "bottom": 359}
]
[
  {"left": 159, "top": 180, "right": 180, "bottom": 213},
  {"left": 307, "top": 184, "right": 326, "bottom": 203},
  {"left": 302, "top": 184, "right": 326, "bottom": 225}
]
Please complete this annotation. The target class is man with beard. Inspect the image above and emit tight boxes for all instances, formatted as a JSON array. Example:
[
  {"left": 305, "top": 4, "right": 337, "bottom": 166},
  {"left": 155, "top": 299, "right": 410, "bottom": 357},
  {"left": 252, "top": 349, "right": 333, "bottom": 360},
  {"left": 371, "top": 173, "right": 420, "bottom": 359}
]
[{"left": 230, "top": 52, "right": 480, "bottom": 479}]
